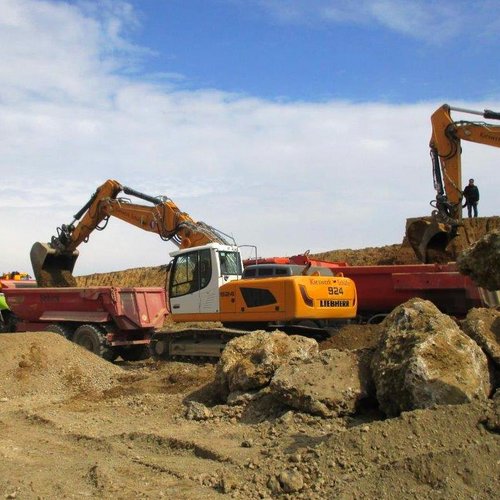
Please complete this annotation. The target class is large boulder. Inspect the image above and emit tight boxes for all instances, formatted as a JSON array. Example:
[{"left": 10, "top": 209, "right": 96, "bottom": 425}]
[
  {"left": 269, "top": 348, "right": 373, "bottom": 417},
  {"left": 457, "top": 229, "right": 500, "bottom": 291},
  {"left": 214, "top": 331, "right": 318, "bottom": 401},
  {"left": 372, "top": 298, "right": 491, "bottom": 417},
  {"left": 461, "top": 308, "right": 500, "bottom": 370}
]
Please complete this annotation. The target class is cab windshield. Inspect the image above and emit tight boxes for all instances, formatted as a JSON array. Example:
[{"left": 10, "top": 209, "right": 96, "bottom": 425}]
[{"left": 219, "top": 251, "right": 242, "bottom": 276}]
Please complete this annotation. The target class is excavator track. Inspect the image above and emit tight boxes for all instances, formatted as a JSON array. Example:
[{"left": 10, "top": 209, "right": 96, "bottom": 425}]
[
  {"left": 149, "top": 324, "right": 333, "bottom": 362},
  {"left": 149, "top": 328, "right": 246, "bottom": 361}
]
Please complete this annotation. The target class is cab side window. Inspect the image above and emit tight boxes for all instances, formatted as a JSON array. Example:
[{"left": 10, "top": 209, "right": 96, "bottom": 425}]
[{"left": 170, "top": 249, "right": 212, "bottom": 298}]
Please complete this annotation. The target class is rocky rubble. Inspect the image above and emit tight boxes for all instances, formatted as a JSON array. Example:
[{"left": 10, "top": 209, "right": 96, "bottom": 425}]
[
  {"left": 2, "top": 306, "right": 500, "bottom": 498},
  {"left": 457, "top": 229, "right": 500, "bottom": 290},
  {"left": 212, "top": 299, "right": 498, "bottom": 422},
  {"left": 269, "top": 348, "right": 373, "bottom": 417},
  {"left": 371, "top": 298, "right": 491, "bottom": 416},
  {"left": 214, "top": 331, "right": 318, "bottom": 401}
]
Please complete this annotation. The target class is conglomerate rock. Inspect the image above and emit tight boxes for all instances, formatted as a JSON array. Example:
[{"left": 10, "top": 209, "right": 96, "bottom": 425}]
[
  {"left": 371, "top": 298, "right": 491, "bottom": 416},
  {"left": 269, "top": 348, "right": 373, "bottom": 417},
  {"left": 457, "top": 229, "right": 500, "bottom": 291},
  {"left": 214, "top": 331, "right": 318, "bottom": 401},
  {"left": 461, "top": 308, "right": 500, "bottom": 372}
]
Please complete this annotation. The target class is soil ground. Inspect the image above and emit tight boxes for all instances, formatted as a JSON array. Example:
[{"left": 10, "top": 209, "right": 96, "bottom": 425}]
[
  {"left": 0, "top": 329, "right": 498, "bottom": 499},
  {"left": 2, "top": 218, "right": 499, "bottom": 498}
]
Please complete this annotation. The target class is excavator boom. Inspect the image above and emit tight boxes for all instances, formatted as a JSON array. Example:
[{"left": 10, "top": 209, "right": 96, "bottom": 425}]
[
  {"left": 407, "top": 104, "right": 500, "bottom": 263},
  {"left": 32, "top": 179, "right": 232, "bottom": 286}
]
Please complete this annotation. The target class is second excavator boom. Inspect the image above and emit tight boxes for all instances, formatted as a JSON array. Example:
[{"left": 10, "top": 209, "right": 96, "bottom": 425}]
[{"left": 407, "top": 104, "right": 500, "bottom": 263}]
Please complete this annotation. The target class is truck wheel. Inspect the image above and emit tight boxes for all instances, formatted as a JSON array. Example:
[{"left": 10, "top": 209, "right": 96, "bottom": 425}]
[
  {"left": 118, "top": 345, "right": 151, "bottom": 362},
  {"left": 73, "top": 324, "right": 118, "bottom": 362},
  {"left": 45, "top": 323, "right": 74, "bottom": 339},
  {"left": 0, "top": 311, "right": 16, "bottom": 333}
]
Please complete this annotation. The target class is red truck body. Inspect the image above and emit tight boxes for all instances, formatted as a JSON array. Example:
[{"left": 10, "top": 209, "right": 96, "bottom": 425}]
[
  {"left": 337, "top": 263, "right": 481, "bottom": 322},
  {"left": 3, "top": 286, "right": 168, "bottom": 359},
  {"left": 244, "top": 256, "right": 483, "bottom": 322}
]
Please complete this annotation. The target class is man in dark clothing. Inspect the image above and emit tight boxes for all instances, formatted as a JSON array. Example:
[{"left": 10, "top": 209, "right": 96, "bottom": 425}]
[{"left": 463, "top": 178, "right": 480, "bottom": 218}]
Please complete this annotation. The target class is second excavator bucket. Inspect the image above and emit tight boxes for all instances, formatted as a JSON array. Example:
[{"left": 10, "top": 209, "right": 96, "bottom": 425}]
[
  {"left": 405, "top": 218, "right": 458, "bottom": 264},
  {"left": 30, "top": 242, "right": 79, "bottom": 287}
]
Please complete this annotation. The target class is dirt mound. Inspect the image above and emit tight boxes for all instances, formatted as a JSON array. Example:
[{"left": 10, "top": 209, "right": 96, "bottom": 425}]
[
  {"left": 76, "top": 265, "right": 169, "bottom": 288},
  {"left": 451, "top": 216, "right": 500, "bottom": 257},
  {"left": 0, "top": 332, "right": 122, "bottom": 400},
  {"left": 306, "top": 399, "right": 499, "bottom": 498},
  {"left": 320, "top": 323, "right": 382, "bottom": 351},
  {"left": 312, "top": 243, "right": 420, "bottom": 266}
]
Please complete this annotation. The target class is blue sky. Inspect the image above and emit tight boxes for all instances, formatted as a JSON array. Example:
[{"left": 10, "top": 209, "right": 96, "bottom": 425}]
[
  {"left": 0, "top": 0, "right": 499, "bottom": 274},
  {"left": 124, "top": 0, "right": 500, "bottom": 102}
]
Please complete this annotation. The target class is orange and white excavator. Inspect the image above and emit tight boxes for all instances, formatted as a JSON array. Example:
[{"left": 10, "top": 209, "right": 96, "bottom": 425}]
[
  {"left": 31, "top": 179, "right": 357, "bottom": 358},
  {"left": 406, "top": 104, "right": 500, "bottom": 263}
]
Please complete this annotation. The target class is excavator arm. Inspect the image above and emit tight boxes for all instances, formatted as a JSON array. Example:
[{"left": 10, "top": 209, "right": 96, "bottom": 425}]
[
  {"left": 31, "top": 179, "right": 233, "bottom": 287},
  {"left": 407, "top": 104, "right": 500, "bottom": 263}
]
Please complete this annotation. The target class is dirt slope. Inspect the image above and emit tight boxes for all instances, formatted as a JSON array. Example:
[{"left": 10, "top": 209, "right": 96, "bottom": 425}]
[
  {"left": 76, "top": 265, "right": 170, "bottom": 288},
  {"left": 0, "top": 332, "right": 121, "bottom": 400}
]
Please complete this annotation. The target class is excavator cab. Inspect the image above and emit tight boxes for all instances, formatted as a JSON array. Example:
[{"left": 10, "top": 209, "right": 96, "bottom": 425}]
[
  {"left": 168, "top": 243, "right": 242, "bottom": 317},
  {"left": 30, "top": 242, "right": 79, "bottom": 287}
]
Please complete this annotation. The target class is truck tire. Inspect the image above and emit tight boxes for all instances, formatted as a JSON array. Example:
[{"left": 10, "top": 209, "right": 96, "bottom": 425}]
[
  {"left": 73, "top": 324, "right": 118, "bottom": 362},
  {"left": 0, "top": 310, "right": 17, "bottom": 333},
  {"left": 118, "top": 345, "right": 151, "bottom": 362},
  {"left": 45, "top": 323, "right": 74, "bottom": 339}
]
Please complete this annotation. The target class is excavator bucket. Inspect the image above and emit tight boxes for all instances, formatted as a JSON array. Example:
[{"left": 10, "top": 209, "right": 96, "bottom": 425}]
[
  {"left": 405, "top": 218, "right": 458, "bottom": 264},
  {"left": 30, "top": 242, "right": 79, "bottom": 287}
]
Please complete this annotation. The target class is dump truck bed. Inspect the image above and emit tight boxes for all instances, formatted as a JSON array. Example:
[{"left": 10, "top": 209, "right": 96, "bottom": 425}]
[
  {"left": 244, "top": 257, "right": 483, "bottom": 322},
  {"left": 3, "top": 286, "right": 168, "bottom": 331},
  {"left": 339, "top": 263, "right": 482, "bottom": 321}
]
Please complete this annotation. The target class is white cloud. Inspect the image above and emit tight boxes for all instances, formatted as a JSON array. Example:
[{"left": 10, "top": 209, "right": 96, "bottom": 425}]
[
  {"left": 0, "top": 0, "right": 498, "bottom": 276},
  {"left": 253, "top": 0, "right": 500, "bottom": 43}
]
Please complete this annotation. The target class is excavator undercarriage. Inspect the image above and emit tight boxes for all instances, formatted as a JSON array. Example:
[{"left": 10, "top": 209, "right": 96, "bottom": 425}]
[{"left": 149, "top": 321, "right": 334, "bottom": 361}]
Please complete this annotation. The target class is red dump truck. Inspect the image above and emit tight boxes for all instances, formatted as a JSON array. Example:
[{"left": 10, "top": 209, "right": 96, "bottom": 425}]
[
  {"left": 2, "top": 283, "right": 168, "bottom": 361},
  {"left": 244, "top": 255, "right": 484, "bottom": 323}
]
